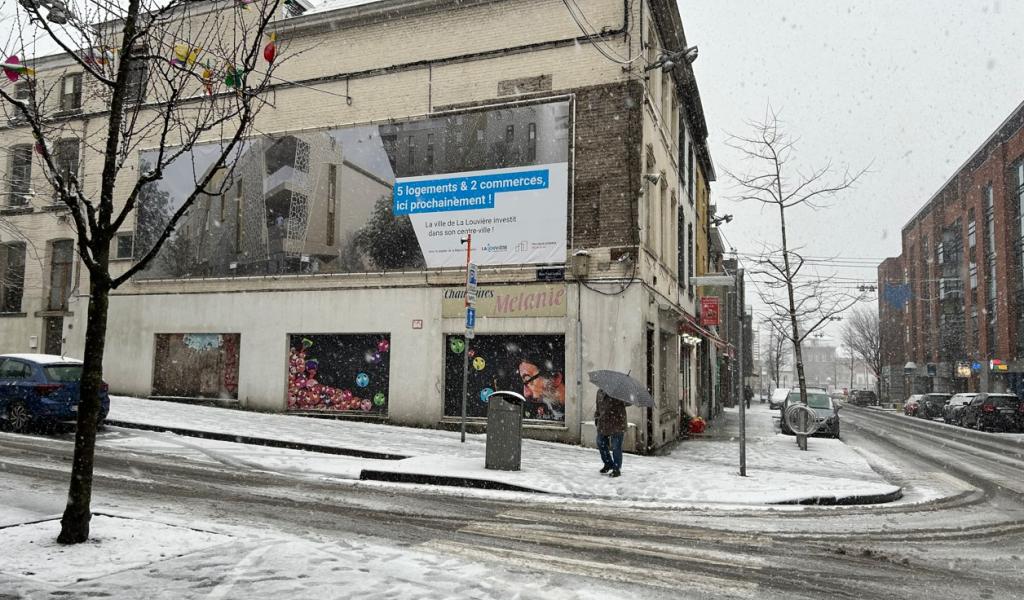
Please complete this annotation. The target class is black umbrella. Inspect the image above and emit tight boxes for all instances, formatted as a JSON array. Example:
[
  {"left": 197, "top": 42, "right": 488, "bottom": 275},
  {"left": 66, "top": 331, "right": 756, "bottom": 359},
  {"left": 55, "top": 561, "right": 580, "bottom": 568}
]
[{"left": 588, "top": 370, "right": 655, "bottom": 407}]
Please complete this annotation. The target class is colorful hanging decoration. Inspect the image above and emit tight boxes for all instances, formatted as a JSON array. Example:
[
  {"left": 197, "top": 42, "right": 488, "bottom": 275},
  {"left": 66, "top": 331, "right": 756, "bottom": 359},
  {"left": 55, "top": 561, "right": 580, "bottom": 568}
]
[
  {"left": 224, "top": 65, "right": 247, "bottom": 90},
  {"left": 263, "top": 33, "right": 277, "bottom": 64},
  {"left": 2, "top": 56, "right": 36, "bottom": 82},
  {"left": 82, "top": 47, "right": 115, "bottom": 66},
  {"left": 200, "top": 64, "right": 215, "bottom": 95},
  {"left": 170, "top": 44, "right": 202, "bottom": 69}
]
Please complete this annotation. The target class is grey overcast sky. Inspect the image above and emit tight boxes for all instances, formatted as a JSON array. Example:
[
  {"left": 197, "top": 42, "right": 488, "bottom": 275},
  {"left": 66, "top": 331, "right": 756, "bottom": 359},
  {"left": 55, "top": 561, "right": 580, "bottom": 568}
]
[{"left": 681, "top": 0, "right": 1024, "bottom": 332}]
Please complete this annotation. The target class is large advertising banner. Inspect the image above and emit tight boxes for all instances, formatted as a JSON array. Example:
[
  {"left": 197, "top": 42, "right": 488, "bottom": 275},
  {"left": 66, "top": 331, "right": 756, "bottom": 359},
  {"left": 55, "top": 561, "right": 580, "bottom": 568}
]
[
  {"left": 152, "top": 333, "right": 240, "bottom": 399},
  {"left": 443, "top": 334, "right": 565, "bottom": 422},
  {"left": 287, "top": 334, "right": 391, "bottom": 414},
  {"left": 134, "top": 101, "right": 570, "bottom": 279},
  {"left": 395, "top": 163, "right": 568, "bottom": 267}
]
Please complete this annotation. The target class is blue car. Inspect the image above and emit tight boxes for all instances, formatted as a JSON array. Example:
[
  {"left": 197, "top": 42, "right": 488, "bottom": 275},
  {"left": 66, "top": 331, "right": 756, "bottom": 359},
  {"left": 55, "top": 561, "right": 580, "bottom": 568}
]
[{"left": 0, "top": 354, "right": 110, "bottom": 433}]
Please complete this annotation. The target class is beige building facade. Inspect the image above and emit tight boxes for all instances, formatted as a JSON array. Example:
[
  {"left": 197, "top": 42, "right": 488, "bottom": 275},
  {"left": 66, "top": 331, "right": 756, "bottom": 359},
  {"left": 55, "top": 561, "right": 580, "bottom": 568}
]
[{"left": 0, "top": 0, "right": 717, "bottom": 452}]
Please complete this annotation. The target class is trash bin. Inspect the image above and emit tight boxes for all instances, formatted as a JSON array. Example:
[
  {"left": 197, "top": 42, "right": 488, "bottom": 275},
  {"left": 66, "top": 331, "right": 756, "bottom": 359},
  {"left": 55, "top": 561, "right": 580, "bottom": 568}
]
[{"left": 485, "top": 391, "right": 525, "bottom": 471}]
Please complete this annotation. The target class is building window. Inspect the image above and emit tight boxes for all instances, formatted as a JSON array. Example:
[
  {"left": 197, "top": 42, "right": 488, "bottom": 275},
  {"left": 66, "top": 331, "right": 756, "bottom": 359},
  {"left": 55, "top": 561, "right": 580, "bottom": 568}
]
[
  {"left": 661, "top": 183, "right": 674, "bottom": 263},
  {"left": 687, "top": 142, "right": 695, "bottom": 203},
  {"left": 59, "top": 74, "right": 82, "bottom": 112},
  {"left": 687, "top": 223, "right": 694, "bottom": 289},
  {"left": 7, "top": 144, "right": 32, "bottom": 206},
  {"left": 678, "top": 212, "right": 686, "bottom": 287},
  {"left": 425, "top": 133, "right": 434, "bottom": 170},
  {"left": 970, "top": 261, "right": 978, "bottom": 289},
  {"left": 671, "top": 95, "right": 679, "bottom": 145},
  {"left": 53, "top": 138, "right": 80, "bottom": 200},
  {"left": 527, "top": 123, "right": 536, "bottom": 162},
  {"left": 12, "top": 80, "right": 34, "bottom": 118},
  {"left": 983, "top": 184, "right": 997, "bottom": 345},
  {"left": 645, "top": 156, "right": 656, "bottom": 249},
  {"left": 985, "top": 184, "right": 995, "bottom": 255},
  {"left": 0, "top": 242, "right": 26, "bottom": 312},
  {"left": 326, "top": 164, "right": 337, "bottom": 246},
  {"left": 115, "top": 232, "right": 134, "bottom": 259},
  {"left": 48, "top": 239, "right": 74, "bottom": 311},
  {"left": 407, "top": 136, "right": 415, "bottom": 168},
  {"left": 967, "top": 208, "right": 976, "bottom": 248},
  {"left": 505, "top": 125, "right": 514, "bottom": 145}
]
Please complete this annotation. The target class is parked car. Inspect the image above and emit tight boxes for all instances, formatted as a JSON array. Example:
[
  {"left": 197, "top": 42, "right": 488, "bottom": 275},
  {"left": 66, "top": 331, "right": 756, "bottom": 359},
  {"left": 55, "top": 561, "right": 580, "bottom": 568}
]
[
  {"left": 960, "top": 393, "right": 1021, "bottom": 432},
  {"left": 769, "top": 388, "right": 790, "bottom": 410},
  {"left": 903, "top": 394, "right": 924, "bottom": 416},
  {"left": 780, "top": 389, "right": 840, "bottom": 438},
  {"left": 942, "top": 393, "right": 977, "bottom": 425},
  {"left": 849, "top": 390, "right": 879, "bottom": 407},
  {"left": 0, "top": 354, "right": 109, "bottom": 433},
  {"left": 916, "top": 393, "right": 952, "bottom": 420}
]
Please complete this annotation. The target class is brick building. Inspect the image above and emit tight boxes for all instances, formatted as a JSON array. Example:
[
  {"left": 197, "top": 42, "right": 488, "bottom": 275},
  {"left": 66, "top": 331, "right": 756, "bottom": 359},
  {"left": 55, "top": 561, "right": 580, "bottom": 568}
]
[
  {"left": 0, "top": 0, "right": 724, "bottom": 452},
  {"left": 878, "top": 100, "right": 1024, "bottom": 398}
]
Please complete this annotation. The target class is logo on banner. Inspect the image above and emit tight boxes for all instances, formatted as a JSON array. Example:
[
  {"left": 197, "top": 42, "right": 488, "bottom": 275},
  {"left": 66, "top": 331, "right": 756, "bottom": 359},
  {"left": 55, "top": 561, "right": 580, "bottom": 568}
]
[{"left": 700, "top": 297, "right": 721, "bottom": 326}]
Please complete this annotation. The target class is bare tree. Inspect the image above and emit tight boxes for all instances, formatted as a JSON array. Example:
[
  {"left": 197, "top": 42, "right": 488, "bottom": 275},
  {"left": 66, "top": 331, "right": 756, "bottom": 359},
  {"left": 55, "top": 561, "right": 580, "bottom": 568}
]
[
  {"left": 0, "top": 0, "right": 283, "bottom": 543},
  {"left": 763, "top": 321, "right": 790, "bottom": 389},
  {"left": 842, "top": 306, "right": 881, "bottom": 398},
  {"left": 724, "top": 107, "right": 866, "bottom": 417}
]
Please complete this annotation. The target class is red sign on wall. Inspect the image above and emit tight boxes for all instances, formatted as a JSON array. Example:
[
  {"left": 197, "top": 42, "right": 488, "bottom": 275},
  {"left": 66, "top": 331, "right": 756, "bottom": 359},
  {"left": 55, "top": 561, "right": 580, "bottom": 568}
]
[{"left": 700, "top": 297, "right": 721, "bottom": 326}]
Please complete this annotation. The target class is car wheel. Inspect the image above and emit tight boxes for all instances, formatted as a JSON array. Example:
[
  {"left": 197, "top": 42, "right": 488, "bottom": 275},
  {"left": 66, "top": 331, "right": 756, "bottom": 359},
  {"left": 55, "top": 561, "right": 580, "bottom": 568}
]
[{"left": 7, "top": 401, "right": 32, "bottom": 433}]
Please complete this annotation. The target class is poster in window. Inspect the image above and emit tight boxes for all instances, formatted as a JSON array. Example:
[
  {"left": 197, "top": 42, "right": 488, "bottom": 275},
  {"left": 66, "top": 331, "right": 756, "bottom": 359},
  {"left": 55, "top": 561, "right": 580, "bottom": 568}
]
[
  {"left": 287, "top": 333, "right": 391, "bottom": 414},
  {"left": 152, "top": 333, "right": 240, "bottom": 399},
  {"left": 135, "top": 100, "right": 570, "bottom": 279},
  {"left": 443, "top": 334, "right": 565, "bottom": 422}
]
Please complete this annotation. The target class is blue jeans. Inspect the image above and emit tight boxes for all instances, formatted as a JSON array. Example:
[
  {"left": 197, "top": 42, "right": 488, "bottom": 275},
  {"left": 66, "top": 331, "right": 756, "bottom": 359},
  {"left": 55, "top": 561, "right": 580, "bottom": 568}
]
[{"left": 597, "top": 431, "right": 624, "bottom": 470}]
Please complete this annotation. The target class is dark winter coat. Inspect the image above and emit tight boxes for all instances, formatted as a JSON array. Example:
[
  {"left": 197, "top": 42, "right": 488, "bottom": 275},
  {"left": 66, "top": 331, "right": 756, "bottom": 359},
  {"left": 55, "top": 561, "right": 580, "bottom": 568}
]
[{"left": 594, "top": 390, "right": 627, "bottom": 436}]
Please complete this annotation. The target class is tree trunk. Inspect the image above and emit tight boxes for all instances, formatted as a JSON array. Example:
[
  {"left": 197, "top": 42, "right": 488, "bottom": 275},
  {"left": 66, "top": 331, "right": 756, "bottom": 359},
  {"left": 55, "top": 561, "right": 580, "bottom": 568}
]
[
  {"left": 777, "top": 204, "right": 806, "bottom": 402},
  {"left": 57, "top": 277, "right": 110, "bottom": 544}
]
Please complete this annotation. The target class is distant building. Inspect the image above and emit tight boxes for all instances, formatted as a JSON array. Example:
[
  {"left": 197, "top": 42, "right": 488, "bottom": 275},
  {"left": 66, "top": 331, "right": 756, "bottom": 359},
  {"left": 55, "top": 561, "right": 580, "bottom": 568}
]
[
  {"left": 786, "top": 338, "right": 876, "bottom": 393},
  {"left": 878, "top": 100, "right": 1024, "bottom": 398}
]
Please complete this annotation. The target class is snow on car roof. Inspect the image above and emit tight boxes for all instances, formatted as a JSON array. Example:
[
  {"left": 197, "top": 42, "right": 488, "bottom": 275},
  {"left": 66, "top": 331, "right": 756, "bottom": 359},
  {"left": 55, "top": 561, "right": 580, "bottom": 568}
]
[{"left": 0, "top": 353, "right": 83, "bottom": 365}]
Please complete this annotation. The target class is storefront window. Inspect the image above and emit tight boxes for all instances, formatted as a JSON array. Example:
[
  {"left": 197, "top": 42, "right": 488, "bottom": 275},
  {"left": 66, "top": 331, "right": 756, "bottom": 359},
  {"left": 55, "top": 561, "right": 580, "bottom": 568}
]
[
  {"left": 152, "top": 334, "right": 240, "bottom": 399},
  {"left": 287, "top": 333, "right": 391, "bottom": 413},
  {"left": 444, "top": 334, "right": 565, "bottom": 422}
]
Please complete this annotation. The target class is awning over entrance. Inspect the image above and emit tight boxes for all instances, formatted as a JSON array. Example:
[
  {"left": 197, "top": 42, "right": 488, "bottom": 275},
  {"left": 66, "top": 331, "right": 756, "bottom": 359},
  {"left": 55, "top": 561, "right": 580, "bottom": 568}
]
[{"left": 677, "top": 313, "right": 727, "bottom": 349}]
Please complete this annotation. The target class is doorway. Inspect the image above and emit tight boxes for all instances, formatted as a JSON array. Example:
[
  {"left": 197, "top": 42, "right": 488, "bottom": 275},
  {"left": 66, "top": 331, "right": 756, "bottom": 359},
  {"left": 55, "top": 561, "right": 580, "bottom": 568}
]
[
  {"left": 43, "top": 316, "right": 63, "bottom": 355},
  {"left": 645, "top": 325, "right": 655, "bottom": 454}
]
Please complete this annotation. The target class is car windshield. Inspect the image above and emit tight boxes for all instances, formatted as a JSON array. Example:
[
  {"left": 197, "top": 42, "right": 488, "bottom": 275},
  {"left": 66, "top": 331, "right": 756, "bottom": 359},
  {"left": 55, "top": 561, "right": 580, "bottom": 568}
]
[
  {"left": 987, "top": 396, "right": 1019, "bottom": 407},
  {"left": 806, "top": 394, "right": 831, "bottom": 409},
  {"left": 44, "top": 365, "right": 83, "bottom": 382}
]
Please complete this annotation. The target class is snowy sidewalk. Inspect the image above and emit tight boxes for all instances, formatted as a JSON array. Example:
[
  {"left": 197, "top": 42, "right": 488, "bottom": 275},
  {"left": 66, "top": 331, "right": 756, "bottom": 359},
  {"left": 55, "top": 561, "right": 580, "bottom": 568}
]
[{"left": 104, "top": 396, "right": 901, "bottom": 506}]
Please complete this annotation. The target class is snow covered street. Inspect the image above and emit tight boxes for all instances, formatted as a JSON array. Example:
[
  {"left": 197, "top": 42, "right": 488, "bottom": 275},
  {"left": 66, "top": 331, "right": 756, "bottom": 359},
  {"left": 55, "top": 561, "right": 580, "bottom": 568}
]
[{"left": 3, "top": 400, "right": 1024, "bottom": 599}]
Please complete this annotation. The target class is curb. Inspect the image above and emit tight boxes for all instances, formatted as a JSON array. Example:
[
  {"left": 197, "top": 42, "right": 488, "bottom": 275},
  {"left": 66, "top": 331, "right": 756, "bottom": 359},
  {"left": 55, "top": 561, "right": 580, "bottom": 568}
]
[
  {"left": 772, "top": 486, "right": 904, "bottom": 506},
  {"left": 358, "top": 470, "right": 546, "bottom": 493},
  {"left": 107, "top": 419, "right": 901, "bottom": 504},
  {"left": 105, "top": 420, "right": 408, "bottom": 461}
]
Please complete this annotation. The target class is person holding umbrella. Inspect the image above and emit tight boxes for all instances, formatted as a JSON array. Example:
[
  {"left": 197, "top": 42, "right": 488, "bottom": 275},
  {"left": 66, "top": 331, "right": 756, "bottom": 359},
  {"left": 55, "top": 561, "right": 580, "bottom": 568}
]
[
  {"left": 588, "top": 369, "right": 656, "bottom": 478},
  {"left": 594, "top": 389, "right": 626, "bottom": 477}
]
